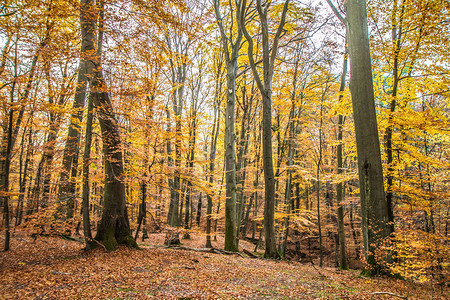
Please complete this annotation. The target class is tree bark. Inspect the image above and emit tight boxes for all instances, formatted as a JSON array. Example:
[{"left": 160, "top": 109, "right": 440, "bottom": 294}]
[
  {"left": 240, "top": 0, "right": 290, "bottom": 259},
  {"left": 58, "top": 61, "right": 87, "bottom": 220},
  {"left": 346, "top": 0, "right": 390, "bottom": 273},
  {"left": 214, "top": 0, "right": 243, "bottom": 252},
  {"left": 383, "top": 0, "right": 405, "bottom": 236},
  {"left": 80, "top": 0, "right": 135, "bottom": 250},
  {"left": 336, "top": 42, "right": 349, "bottom": 270},
  {"left": 206, "top": 85, "right": 221, "bottom": 248},
  {"left": 81, "top": 92, "right": 94, "bottom": 250}
]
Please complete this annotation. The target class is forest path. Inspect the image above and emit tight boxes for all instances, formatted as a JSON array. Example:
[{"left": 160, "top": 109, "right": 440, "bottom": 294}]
[{"left": 0, "top": 231, "right": 447, "bottom": 299}]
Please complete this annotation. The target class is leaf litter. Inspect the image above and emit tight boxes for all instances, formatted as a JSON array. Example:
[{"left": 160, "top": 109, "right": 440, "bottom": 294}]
[{"left": 0, "top": 230, "right": 448, "bottom": 299}]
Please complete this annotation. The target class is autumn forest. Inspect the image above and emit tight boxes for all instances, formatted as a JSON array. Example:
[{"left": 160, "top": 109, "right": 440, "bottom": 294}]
[{"left": 0, "top": 0, "right": 449, "bottom": 298}]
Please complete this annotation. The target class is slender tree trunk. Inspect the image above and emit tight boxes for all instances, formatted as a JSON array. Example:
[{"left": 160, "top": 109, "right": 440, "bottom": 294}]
[
  {"left": 135, "top": 182, "right": 147, "bottom": 241},
  {"left": 3, "top": 41, "right": 18, "bottom": 249},
  {"left": 165, "top": 106, "right": 175, "bottom": 224},
  {"left": 236, "top": 85, "right": 253, "bottom": 243},
  {"left": 214, "top": 0, "right": 243, "bottom": 252},
  {"left": 350, "top": 202, "right": 361, "bottom": 259},
  {"left": 40, "top": 60, "right": 69, "bottom": 210},
  {"left": 383, "top": 0, "right": 405, "bottom": 235},
  {"left": 206, "top": 95, "right": 220, "bottom": 247},
  {"left": 81, "top": 92, "right": 94, "bottom": 249},
  {"left": 336, "top": 42, "right": 349, "bottom": 270},
  {"left": 2, "top": 108, "right": 13, "bottom": 251},
  {"left": 214, "top": 165, "right": 225, "bottom": 241},
  {"left": 16, "top": 128, "right": 32, "bottom": 227},
  {"left": 0, "top": 43, "right": 41, "bottom": 212},
  {"left": 165, "top": 34, "right": 188, "bottom": 228},
  {"left": 58, "top": 62, "right": 87, "bottom": 219},
  {"left": 240, "top": 0, "right": 290, "bottom": 258},
  {"left": 317, "top": 161, "right": 323, "bottom": 267},
  {"left": 317, "top": 93, "right": 325, "bottom": 267}
]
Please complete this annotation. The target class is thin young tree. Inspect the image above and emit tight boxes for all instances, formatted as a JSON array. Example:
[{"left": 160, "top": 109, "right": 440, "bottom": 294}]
[{"left": 336, "top": 42, "right": 349, "bottom": 270}]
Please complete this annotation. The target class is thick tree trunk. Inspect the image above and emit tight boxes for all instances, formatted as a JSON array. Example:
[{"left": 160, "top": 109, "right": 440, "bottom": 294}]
[
  {"left": 92, "top": 81, "right": 136, "bottom": 250},
  {"left": 80, "top": 0, "right": 135, "bottom": 250},
  {"left": 346, "top": 0, "right": 391, "bottom": 273}
]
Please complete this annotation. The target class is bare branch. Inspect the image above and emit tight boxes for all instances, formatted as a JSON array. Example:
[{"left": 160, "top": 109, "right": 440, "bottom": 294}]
[{"left": 325, "top": 0, "right": 346, "bottom": 25}]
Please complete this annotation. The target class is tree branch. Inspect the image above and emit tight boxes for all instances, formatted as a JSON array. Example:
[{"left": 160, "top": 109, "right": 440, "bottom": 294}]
[{"left": 325, "top": 0, "right": 346, "bottom": 25}]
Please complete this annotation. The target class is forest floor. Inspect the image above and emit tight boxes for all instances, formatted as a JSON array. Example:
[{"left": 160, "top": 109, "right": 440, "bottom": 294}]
[{"left": 0, "top": 230, "right": 448, "bottom": 299}]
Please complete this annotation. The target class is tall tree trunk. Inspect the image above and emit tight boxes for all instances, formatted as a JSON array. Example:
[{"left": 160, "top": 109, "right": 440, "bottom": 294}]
[
  {"left": 80, "top": 0, "right": 135, "bottom": 250},
  {"left": 317, "top": 100, "right": 323, "bottom": 267},
  {"left": 223, "top": 60, "right": 238, "bottom": 251},
  {"left": 336, "top": 42, "right": 349, "bottom": 270},
  {"left": 40, "top": 60, "right": 68, "bottom": 209},
  {"left": 383, "top": 0, "right": 405, "bottom": 235},
  {"left": 165, "top": 106, "right": 175, "bottom": 224},
  {"left": 206, "top": 88, "right": 221, "bottom": 248},
  {"left": 81, "top": 92, "right": 94, "bottom": 249},
  {"left": 15, "top": 127, "right": 32, "bottom": 227},
  {"left": 214, "top": 0, "right": 243, "bottom": 252},
  {"left": 58, "top": 62, "right": 87, "bottom": 219},
  {"left": 2, "top": 107, "right": 13, "bottom": 251},
  {"left": 165, "top": 32, "right": 189, "bottom": 228},
  {"left": 236, "top": 82, "right": 253, "bottom": 243},
  {"left": 280, "top": 105, "right": 295, "bottom": 257},
  {"left": 346, "top": 0, "right": 391, "bottom": 273},
  {"left": 135, "top": 182, "right": 147, "bottom": 241},
  {"left": 240, "top": 0, "right": 290, "bottom": 258}
]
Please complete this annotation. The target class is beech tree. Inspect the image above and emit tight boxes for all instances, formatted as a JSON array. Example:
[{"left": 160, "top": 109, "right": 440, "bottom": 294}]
[
  {"left": 240, "top": 0, "right": 291, "bottom": 258},
  {"left": 345, "top": 0, "right": 390, "bottom": 273},
  {"left": 80, "top": 0, "right": 136, "bottom": 250},
  {"left": 213, "top": 0, "right": 243, "bottom": 252}
]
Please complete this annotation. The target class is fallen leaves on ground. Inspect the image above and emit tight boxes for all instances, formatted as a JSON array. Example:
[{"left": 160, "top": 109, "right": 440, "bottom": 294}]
[{"left": 0, "top": 231, "right": 448, "bottom": 299}]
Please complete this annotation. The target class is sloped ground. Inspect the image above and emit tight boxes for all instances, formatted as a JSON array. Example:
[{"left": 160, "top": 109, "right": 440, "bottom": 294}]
[{"left": 0, "top": 231, "right": 448, "bottom": 299}]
